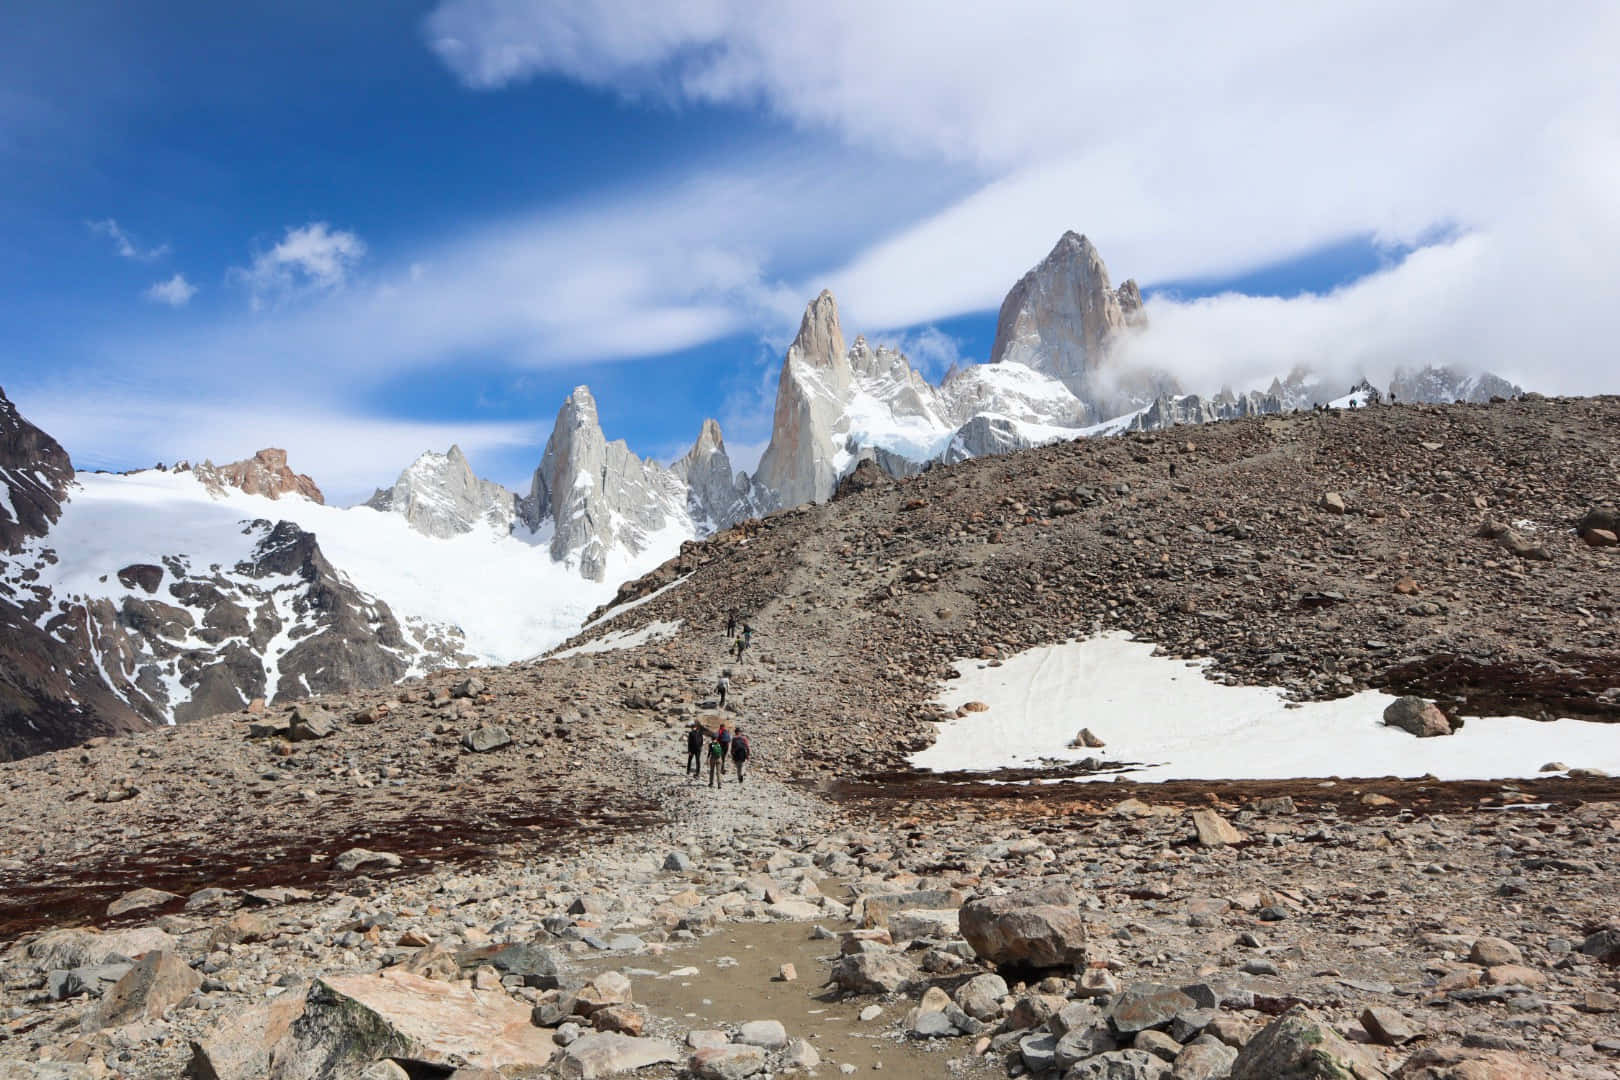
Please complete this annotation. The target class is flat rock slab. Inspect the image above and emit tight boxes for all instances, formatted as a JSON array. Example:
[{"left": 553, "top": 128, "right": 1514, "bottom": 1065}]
[
  {"left": 332, "top": 848, "right": 402, "bottom": 873},
  {"left": 556, "top": 1033, "right": 681, "bottom": 1079},
  {"left": 106, "top": 887, "right": 182, "bottom": 918},
  {"left": 268, "top": 969, "right": 555, "bottom": 1079},
  {"left": 690, "top": 1044, "right": 767, "bottom": 1079},
  {"left": 27, "top": 927, "right": 175, "bottom": 971}
]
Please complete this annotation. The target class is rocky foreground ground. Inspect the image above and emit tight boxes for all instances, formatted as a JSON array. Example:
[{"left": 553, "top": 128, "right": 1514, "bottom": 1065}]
[{"left": 0, "top": 397, "right": 1617, "bottom": 1077}]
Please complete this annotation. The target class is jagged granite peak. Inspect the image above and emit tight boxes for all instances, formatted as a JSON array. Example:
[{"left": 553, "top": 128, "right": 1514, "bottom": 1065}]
[
  {"left": 366, "top": 445, "right": 517, "bottom": 539},
  {"left": 753, "top": 291, "right": 859, "bottom": 510},
  {"left": 521, "top": 385, "right": 690, "bottom": 582},
  {"left": 1127, "top": 390, "right": 1287, "bottom": 432},
  {"left": 0, "top": 385, "right": 74, "bottom": 552},
  {"left": 188, "top": 449, "right": 324, "bottom": 504},
  {"left": 671, "top": 419, "right": 754, "bottom": 531},
  {"left": 1389, "top": 365, "right": 1523, "bottom": 404}
]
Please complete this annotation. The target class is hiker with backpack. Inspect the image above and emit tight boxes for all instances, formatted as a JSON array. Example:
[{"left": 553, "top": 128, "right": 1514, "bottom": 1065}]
[
  {"left": 685, "top": 720, "right": 705, "bottom": 780},
  {"left": 726, "top": 609, "right": 738, "bottom": 638},
  {"left": 730, "top": 726, "right": 750, "bottom": 784},
  {"left": 708, "top": 722, "right": 731, "bottom": 788},
  {"left": 716, "top": 673, "right": 730, "bottom": 709}
]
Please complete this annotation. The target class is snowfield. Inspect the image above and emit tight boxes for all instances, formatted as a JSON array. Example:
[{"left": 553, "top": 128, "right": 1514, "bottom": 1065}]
[
  {"left": 33, "top": 470, "right": 684, "bottom": 666},
  {"left": 912, "top": 633, "right": 1620, "bottom": 781}
]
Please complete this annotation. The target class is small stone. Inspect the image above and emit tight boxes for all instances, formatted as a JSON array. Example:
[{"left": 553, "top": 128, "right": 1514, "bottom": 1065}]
[
  {"left": 776, "top": 963, "right": 797, "bottom": 982},
  {"left": 736, "top": 1020, "right": 788, "bottom": 1049},
  {"left": 1359, "top": 1006, "right": 1420, "bottom": 1046},
  {"left": 1190, "top": 809, "right": 1243, "bottom": 846},
  {"left": 1468, "top": 936, "right": 1523, "bottom": 967}
]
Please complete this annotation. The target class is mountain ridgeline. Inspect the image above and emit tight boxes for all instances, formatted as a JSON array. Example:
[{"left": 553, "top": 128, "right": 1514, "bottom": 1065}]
[
  {"left": 0, "top": 229, "right": 1526, "bottom": 757},
  {"left": 365, "top": 230, "right": 1523, "bottom": 571}
]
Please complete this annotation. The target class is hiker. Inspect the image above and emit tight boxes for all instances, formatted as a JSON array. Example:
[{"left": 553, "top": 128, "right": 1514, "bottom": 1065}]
[
  {"left": 1168, "top": 461, "right": 1177, "bottom": 479},
  {"left": 707, "top": 733, "right": 725, "bottom": 787},
  {"left": 716, "top": 673, "right": 729, "bottom": 709},
  {"left": 685, "top": 720, "right": 705, "bottom": 780},
  {"left": 726, "top": 609, "right": 738, "bottom": 638},
  {"left": 708, "top": 723, "right": 731, "bottom": 788},
  {"left": 731, "top": 726, "right": 750, "bottom": 784},
  {"left": 733, "top": 636, "right": 746, "bottom": 662}
]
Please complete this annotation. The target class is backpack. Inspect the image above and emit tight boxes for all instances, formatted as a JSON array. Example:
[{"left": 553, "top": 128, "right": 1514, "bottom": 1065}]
[
  {"left": 731, "top": 735, "right": 749, "bottom": 761},
  {"left": 708, "top": 741, "right": 724, "bottom": 760}
]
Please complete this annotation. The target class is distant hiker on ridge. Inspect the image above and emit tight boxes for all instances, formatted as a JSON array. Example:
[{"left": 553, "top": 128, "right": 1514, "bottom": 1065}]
[
  {"left": 731, "top": 726, "right": 750, "bottom": 784},
  {"left": 726, "top": 609, "right": 738, "bottom": 638},
  {"left": 685, "top": 720, "right": 705, "bottom": 781}
]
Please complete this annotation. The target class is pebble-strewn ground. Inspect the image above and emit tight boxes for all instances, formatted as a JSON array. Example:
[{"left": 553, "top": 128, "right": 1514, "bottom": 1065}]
[{"left": 0, "top": 397, "right": 1616, "bottom": 1078}]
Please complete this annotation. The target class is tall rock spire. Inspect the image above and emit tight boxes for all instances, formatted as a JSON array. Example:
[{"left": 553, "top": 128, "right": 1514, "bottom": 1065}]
[
  {"left": 520, "top": 386, "right": 691, "bottom": 581},
  {"left": 752, "top": 291, "right": 857, "bottom": 511},
  {"left": 988, "top": 231, "right": 1160, "bottom": 415}
]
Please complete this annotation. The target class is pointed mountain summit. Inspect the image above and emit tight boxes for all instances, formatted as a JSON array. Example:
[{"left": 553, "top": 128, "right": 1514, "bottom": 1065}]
[
  {"left": 990, "top": 231, "right": 1157, "bottom": 415},
  {"left": 753, "top": 291, "right": 860, "bottom": 510},
  {"left": 366, "top": 444, "right": 517, "bottom": 538},
  {"left": 520, "top": 386, "right": 690, "bottom": 582},
  {"left": 672, "top": 418, "right": 754, "bottom": 531}
]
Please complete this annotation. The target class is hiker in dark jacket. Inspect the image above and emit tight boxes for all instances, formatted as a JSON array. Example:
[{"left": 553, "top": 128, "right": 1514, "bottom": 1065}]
[
  {"left": 730, "top": 727, "right": 751, "bottom": 784},
  {"left": 726, "top": 610, "right": 738, "bottom": 638},
  {"left": 685, "top": 721, "right": 705, "bottom": 780}
]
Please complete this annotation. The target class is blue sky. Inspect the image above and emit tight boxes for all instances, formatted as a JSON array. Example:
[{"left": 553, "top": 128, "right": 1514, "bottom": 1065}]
[{"left": 3, "top": 2, "right": 1616, "bottom": 501}]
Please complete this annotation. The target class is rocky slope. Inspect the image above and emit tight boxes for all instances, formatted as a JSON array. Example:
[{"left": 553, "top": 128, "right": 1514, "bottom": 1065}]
[{"left": 0, "top": 396, "right": 1615, "bottom": 1079}]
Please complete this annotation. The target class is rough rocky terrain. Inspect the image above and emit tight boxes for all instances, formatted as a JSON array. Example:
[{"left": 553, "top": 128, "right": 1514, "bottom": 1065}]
[{"left": 0, "top": 396, "right": 1617, "bottom": 1077}]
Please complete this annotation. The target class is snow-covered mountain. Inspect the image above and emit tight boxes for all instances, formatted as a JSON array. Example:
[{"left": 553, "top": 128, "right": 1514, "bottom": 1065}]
[
  {"left": 1390, "top": 366, "right": 1523, "bottom": 404},
  {"left": 366, "top": 445, "right": 518, "bottom": 539},
  {"left": 0, "top": 228, "right": 1533, "bottom": 756}
]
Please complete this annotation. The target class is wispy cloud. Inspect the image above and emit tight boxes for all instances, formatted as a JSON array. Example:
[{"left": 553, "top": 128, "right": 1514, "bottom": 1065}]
[
  {"left": 144, "top": 273, "right": 197, "bottom": 307},
  {"left": 422, "top": 0, "right": 1620, "bottom": 402},
  {"left": 18, "top": 385, "right": 543, "bottom": 505},
  {"left": 231, "top": 222, "right": 367, "bottom": 309},
  {"left": 87, "top": 218, "right": 169, "bottom": 261}
]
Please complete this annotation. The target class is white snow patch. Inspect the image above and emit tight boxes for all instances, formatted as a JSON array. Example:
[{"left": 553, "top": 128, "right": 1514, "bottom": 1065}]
[
  {"left": 579, "top": 574, "right": 691, "bottom": 633},
  {"left": 549, "top": 619, "right": 681, "bottom": 659},
  {"left": 913, "top": 633, "right": 1620, "bottom": 782}
]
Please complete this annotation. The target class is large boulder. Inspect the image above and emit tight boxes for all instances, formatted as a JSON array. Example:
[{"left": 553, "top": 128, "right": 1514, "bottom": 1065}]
[
  {"left": 26, "top": 927, "right": 175, "bottom": 971},
  {"left": 829, "top": 952, "right": 920, "bottom": 995},
  {"left": 1382, "top": 697, "right": 1452, "bottom": 738},
  {"left": 186, "top": 991, "right": 307, "bottom": 1080},
  {"left": 1065, "top": 1050, "right": 1172, "bottom": 1079},
  {"left": 1108, "top": 984, "right": 1198, "bottom": 1036},
  {"left": 959, "top": 885, "right": 1087, "bottom": 970},
  {"left": 555, "top": 1033, "right": 681, "bottom": 1079},
  {"left": 1231, "top": 1006, "right": 1386, "bottom": 1079},
  {"left": 267, "top": 969, "right": 556, "bottom": 1079},
  {"left": 1393, "top": 1046, "right": 1552, "bottom": 1079},
  {"left": 84, "top": 950, "right": 202, "bottom": 1031},
  {"left": 689, "top": 1044, "right": 767, "bottom": 1079}
]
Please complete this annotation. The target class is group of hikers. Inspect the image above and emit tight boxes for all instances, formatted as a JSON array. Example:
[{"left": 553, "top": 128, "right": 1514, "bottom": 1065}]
[
  {"left": 725, "top": 608, "right": 755, "bottom": 662},
  {"left": 686, "top": 718, "right": 749, "bottom": 786},
  {"left": 682, "top": 608, "right": 758, "bottom": 786}
]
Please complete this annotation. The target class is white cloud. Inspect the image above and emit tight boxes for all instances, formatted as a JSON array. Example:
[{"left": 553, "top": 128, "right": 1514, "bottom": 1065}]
[
  {"left": 87, "top": 218, "right": 169, "bottom": 261},
  {"left": 423, "top": 0, "right": 1620, "bottom": 396},
  {"left": 233, "top": 222, "right": 367, "bottom": 308},
  {"left": 876, "top": 326, "right": 965, "bottom": 379},
  {"left": 144, "top": 273, "right": 197, "bottom": 307},
  {"left": 19, "top": 386, "right": 543, "bottom": 506}
]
